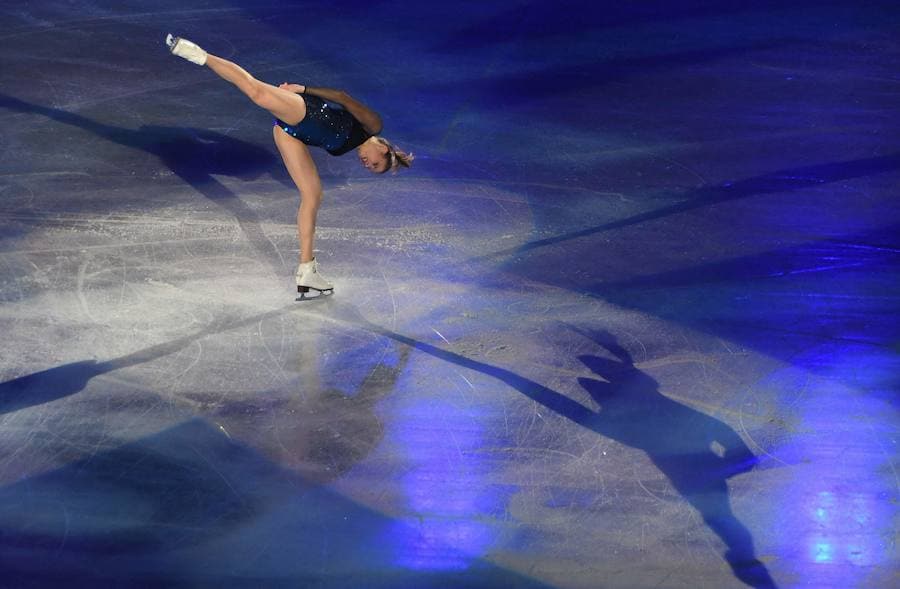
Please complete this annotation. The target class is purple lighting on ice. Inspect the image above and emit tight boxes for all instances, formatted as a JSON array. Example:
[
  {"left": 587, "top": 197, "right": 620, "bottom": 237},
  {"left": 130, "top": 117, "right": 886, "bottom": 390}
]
[{"left": 385, "top": 396, "right": 500, "bottom": 571}]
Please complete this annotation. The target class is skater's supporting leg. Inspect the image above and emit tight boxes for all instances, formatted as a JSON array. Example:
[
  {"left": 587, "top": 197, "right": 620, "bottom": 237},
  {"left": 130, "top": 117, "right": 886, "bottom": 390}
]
[
  {"left": 204, "top": 54, "right": 307, "bottom": 125},
  {"left": 273, "top": 126, "right": 322, "bottom": 264}
]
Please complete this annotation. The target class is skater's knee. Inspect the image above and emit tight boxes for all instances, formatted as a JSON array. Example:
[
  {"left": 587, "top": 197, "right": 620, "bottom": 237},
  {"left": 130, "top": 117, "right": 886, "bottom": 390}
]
[
  {"left": 300, "top": 186, "right": 323, "bottom": 205},
  {"left": 299, "top": 180, "right": 322, "bottom": 201}
]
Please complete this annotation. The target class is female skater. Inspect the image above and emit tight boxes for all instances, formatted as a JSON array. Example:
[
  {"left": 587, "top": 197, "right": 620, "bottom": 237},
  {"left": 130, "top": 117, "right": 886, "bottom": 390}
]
[{"left": 166, "top": 34, "right": 412, "bottom": 298}]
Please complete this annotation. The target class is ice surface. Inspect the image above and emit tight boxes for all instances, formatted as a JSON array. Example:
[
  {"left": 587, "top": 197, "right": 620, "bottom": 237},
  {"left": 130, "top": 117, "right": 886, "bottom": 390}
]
[{"left": 0, "top": 1, "right": 897, "bottom": 587}]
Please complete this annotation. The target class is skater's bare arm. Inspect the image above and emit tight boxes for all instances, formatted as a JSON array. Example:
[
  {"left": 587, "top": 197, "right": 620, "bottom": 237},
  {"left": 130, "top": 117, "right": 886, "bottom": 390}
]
[
  {"left": 279, "top": 83, "right": 306, "bottom": 94},
  {"left": 304, "top": 86, "right": 383, "bottom": 135}
]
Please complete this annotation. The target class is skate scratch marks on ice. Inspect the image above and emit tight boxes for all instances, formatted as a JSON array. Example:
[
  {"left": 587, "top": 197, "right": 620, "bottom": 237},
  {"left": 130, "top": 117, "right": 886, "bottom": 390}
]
[
  {"left": 633, "top": 464, "right": 666, "bottom": 503},
  {"left": 0, "top": 236, "right": 233, "bottom": 257},
  {"left": 270, "top": 237, "right": 288, "bottom": 275},
  {"left": 56, "top": 504, "right": 71, "bottom": 555},
  {"left": 257, "top": 317, "right": 291, "bottom": 385},
  {"left": 431, "top": 328, "right": 450, "bottom": 345},
  {"left": 169, "top": 341, "right": 204, "bottom": 392},
  {"left": 379, "top": 268, "right": 398, "bottom": 330},
  {"left": 76, "top": 258, "right": 102, "bottom": 324}
]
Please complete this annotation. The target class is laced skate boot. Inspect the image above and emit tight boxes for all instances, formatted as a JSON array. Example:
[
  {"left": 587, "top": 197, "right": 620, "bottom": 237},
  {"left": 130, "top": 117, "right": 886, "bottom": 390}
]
[
  {"left": 295, "top": 258, "right": 334, "bottom": 300},
  {"left": 166, "top": 34, "right": 208, "bottom": 66}
]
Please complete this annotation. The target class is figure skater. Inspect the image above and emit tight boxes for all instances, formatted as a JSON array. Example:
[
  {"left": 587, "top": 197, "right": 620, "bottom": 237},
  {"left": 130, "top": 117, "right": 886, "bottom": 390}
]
[{"left": 166, "top": 34, "right": 413, "bottom": 299}]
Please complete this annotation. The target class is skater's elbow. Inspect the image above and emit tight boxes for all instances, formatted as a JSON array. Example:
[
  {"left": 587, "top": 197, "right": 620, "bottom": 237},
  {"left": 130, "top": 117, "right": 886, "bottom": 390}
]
[{"left": 367, "top": 116, "right": 383, "bottom": 136}]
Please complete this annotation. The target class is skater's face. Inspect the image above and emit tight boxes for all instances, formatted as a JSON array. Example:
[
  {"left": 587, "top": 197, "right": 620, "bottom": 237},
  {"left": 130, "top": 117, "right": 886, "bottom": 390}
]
[{"left": 357, "top": 140, "right": 391, "bottom": 174}]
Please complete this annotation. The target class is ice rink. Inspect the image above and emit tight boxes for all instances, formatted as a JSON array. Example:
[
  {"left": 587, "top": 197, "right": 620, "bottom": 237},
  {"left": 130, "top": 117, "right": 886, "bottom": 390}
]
[{"left": 0, "top": 1, "right": 897, "bottom": 587}]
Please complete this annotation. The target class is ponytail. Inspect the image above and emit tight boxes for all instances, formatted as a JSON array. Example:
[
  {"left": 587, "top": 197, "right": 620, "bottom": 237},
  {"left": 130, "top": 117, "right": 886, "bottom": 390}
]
[{"left": 376, "top": 137, "right": 414, "bottom": 174}]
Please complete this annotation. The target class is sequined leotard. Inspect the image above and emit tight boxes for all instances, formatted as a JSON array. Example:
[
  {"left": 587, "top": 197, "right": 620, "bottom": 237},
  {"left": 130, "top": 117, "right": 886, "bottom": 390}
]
[{"left": 275, "top": 94, "right": 372, "bottom": 156}]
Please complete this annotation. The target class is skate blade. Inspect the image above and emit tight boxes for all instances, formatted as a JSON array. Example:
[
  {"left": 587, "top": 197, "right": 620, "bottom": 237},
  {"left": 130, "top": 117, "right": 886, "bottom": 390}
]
[{"left": 295, "top": 285, "right": 334, "bottom": 301}]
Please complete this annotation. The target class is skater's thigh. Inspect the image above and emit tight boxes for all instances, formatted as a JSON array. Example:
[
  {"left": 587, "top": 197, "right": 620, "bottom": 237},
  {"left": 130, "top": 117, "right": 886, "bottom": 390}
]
[
  {"left": 257, "top": 84, "right": 307, "bottom": 125},
  {"left": 273, "top": 127, "right": 321, "bottom": 195}
]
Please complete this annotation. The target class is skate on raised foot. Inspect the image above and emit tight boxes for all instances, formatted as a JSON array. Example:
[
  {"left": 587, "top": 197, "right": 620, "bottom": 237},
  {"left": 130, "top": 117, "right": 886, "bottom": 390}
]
[
  {"left": 165, "top": 33, "right": 208, "bottom": 65},
  {"left": 295, "top": 258, "right": 334, "bottom": 300}
]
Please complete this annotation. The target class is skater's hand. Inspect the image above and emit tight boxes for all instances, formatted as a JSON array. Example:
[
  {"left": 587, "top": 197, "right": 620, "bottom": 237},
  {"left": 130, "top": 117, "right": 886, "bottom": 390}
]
[{"left": 279, "top": 83, "right": 306, "bottom": 94}]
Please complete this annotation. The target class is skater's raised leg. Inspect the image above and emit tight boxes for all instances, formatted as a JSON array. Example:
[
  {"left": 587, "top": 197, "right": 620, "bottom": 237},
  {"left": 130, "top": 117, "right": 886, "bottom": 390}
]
[{"left": 167, "top": 34, "right": 307, "bottom": 125}]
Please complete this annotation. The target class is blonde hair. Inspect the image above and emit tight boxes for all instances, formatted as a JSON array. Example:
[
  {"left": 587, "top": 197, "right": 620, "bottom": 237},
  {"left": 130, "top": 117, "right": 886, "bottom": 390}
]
[{"left": 375, "top": 137, "right": 414, "bottom": 174}]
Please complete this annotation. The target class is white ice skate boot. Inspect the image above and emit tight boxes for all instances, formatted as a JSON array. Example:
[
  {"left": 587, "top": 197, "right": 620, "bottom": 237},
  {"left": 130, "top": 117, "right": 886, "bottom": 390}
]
[
  {"left": 166, "top": 34, "right": 208, "bottom": 66},
  {"left": 295, "top": 258, "right": 334, "bottom": 300}
]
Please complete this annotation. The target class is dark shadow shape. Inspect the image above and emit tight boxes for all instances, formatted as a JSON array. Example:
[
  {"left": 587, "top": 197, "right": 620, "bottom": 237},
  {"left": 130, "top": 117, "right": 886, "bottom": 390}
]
[
  {"left": 0, "top": 360, "right": 104, "bottom": 414},
  {"left": 478, "top": 153, "right": 900, "bottom": 264},
  {"left": 0, "top": 419, "right": 264, "bottom": 555},
  {"left": 306, "top": 345, "right": 412, "bottom": 476},
  {"left": 0, "top": 305, "right": 294, "bottom": 415},
  {"left": 0, "top": 306, "right": 411, "bottom": 486},
  {"left": 574, "top": 328, "right": 775, "bottom": 588},
  {"left": 0, "top": 93, "right": 291, "bottom": 277},
  {"left": 219, "top": 344, "right": 414, "bottom": 483},
  {"left": 0, "top": 417, "right": 552, "bottom": 589},
  {"left": 341, "top": 308, "right": 776, "bottom": 588}
]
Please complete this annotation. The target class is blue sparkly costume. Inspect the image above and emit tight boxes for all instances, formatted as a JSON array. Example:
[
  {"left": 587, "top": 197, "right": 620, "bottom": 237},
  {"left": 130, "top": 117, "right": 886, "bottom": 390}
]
[{"left": 275, "top": 94, "right": 372, "bottom": 156}]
